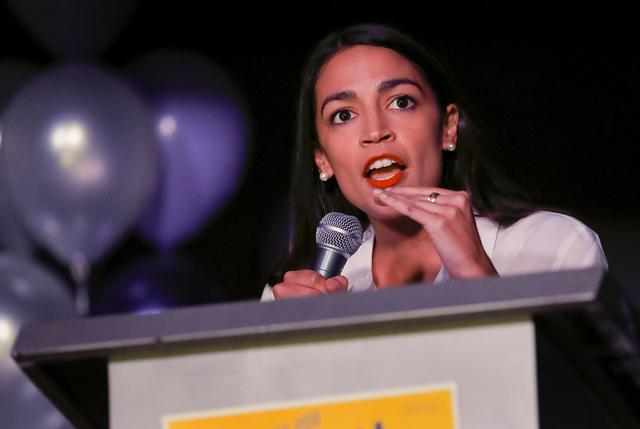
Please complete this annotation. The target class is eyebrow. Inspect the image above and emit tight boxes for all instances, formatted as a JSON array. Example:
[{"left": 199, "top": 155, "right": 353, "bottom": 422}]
[
  {"left": 319, "top": 90, "right": 356, "bottom": 117},
  {"left": 319, "top": 78, "right": 424, "bottom": 116}
]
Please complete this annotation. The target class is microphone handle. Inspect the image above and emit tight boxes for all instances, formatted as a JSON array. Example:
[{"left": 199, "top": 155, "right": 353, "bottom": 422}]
[{"left": 313, "top": 247, "right": 347, "bottom": 279}]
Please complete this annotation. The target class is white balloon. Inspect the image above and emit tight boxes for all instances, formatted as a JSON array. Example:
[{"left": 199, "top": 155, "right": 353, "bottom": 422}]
[
  {"left": 1, "top": 63, "right": 159, "bottom": 265},
  {"left": 0, "top": 253, "right": 75, "bottom": 428}
]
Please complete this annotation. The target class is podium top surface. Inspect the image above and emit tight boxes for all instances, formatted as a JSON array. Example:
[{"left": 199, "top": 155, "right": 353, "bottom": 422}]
[
  {"left": 14, "top": 267, "right": 639, "bottom": 429},
  {"left": 13, "top": 267, "right": 606, "bottom": 364}
]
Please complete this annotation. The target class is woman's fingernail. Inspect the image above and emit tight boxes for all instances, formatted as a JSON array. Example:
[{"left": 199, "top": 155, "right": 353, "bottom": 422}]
[{"left": 372, "top": 188, "right": 382, "bottom": 195}]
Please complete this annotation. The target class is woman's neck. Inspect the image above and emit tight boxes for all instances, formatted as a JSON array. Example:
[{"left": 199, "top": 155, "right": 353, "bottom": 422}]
[
  {"left": 369, "top": 216, "right": 426, "bottom": 249},
  {"left": 369, "top": 216, "right": 442, "bottom": 287}
]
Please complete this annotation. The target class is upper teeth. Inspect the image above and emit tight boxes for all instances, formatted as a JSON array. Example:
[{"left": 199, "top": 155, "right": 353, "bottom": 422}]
[{"left": 368, "top": 158, "right": 398, "bottom": 171}]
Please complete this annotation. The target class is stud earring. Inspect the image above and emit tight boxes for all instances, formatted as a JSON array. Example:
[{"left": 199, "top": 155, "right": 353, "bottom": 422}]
[
  {"left": 319, "top": 171, "right": 330, "bottom": 181},
  {"left": 447, "top": 143, "right": 456, "bottom": 152}
]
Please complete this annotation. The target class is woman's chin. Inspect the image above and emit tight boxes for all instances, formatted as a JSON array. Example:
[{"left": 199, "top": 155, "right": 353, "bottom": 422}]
[{"left": 364, "top": 203, "right": 404, "bottom": 221}]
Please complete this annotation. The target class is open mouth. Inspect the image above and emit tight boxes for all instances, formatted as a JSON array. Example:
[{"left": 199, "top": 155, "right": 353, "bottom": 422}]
[{"left": 362, "top": 153, "right": 407, "bottom": 189}]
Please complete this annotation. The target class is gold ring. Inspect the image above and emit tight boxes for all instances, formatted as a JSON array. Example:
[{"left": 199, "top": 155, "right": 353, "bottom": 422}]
[{"left": 427, "top": 192, "right": 440, "bottom": 204}]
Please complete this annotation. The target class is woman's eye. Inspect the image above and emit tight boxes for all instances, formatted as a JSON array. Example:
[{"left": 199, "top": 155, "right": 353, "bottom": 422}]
[
  {"left": 331, "top": 109, "right": 354, "bottom": 124},
  {"left": 389, "top": 95, "right": 416, "bottom": 110}
]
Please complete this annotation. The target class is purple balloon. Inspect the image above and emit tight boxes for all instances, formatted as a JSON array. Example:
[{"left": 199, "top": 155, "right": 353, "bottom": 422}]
[
  {"left": 92, "top": 254, "right": 225, "bottom": 315},
  {"left": 127, "top": 50, "right": 250, "bottom": 249}
]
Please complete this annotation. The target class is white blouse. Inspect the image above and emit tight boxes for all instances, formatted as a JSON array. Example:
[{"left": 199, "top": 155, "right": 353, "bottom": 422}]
[{"left": 261, "top": 210, "right": 608, "bottom": 301}]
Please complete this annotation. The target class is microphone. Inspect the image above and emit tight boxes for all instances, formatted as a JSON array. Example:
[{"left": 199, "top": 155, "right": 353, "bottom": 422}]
[{"left": 314, "top": 212, "right": 364, "bottom": 278}]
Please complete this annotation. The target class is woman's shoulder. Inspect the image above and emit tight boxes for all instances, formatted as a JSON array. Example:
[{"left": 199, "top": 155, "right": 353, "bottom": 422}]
[
  {"left": 475, "top": 209, "right": 598, "bottom": 250},
  {"left": 488, "top": 210, "right": 608, "bottom": 275},
  {"left": 504, "top": 210, "right": 596, "bottom": 236}
]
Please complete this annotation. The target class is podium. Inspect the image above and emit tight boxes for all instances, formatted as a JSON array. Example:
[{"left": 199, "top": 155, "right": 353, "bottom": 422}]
[{"left": 12, "top": 267, "right": 640, "bottom": 428}]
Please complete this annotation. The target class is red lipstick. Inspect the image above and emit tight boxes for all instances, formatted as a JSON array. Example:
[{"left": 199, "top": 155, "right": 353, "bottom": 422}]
[{"left": 362, "top": 153, "right": 406, "bottom": 189}]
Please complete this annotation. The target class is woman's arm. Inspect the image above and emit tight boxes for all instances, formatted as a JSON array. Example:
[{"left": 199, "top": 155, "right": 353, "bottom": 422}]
[{"left": 374, "top": 187, "right": 497, "bottom": 279}]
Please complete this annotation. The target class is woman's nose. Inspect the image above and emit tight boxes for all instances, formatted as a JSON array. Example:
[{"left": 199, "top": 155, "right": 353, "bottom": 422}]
[{"left": 360, "top": 110, "right": 394, "bottom": 144}]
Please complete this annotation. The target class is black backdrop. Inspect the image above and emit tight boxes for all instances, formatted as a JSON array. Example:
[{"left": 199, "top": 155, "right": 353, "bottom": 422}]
[{"left": 1, "top": 2, "right": 638, "bottom": 306}]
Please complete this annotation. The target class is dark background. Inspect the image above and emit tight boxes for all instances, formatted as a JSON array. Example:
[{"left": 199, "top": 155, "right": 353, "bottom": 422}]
[{"left": 1, "top": 3, "right": 638, "bottom": 308}]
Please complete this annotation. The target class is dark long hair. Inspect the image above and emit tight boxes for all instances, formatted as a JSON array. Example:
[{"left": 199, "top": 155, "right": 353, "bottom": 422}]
[{"left": 266, "top": 23, "right": 548, "bottom": 285}]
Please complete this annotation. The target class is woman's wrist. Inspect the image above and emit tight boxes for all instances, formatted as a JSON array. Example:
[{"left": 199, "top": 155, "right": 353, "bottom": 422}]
[{"left": 452, "top": 255, "right": 498, "bottom": 279}]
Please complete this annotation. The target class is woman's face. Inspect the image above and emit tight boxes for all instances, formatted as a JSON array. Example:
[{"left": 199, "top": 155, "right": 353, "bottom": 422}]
[{"left": 314, "top": 45, "right": 458, "bottom": 220}]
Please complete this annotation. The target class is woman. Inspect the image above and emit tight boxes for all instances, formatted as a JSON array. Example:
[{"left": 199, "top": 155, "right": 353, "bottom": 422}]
[{"left": 261, "top": 23, "right": 607, "bottom": 301}]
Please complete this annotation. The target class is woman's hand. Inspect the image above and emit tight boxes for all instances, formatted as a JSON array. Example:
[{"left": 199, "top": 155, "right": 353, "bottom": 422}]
[
  {"left": 272, "top": 269, "right": 348, "bottom": 299},
  {"left": 373, "top": 187, "right": 497, "bottom": 279}
]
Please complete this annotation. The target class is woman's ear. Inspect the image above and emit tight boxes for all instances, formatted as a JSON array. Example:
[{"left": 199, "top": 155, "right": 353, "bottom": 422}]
[
  {"left": 441, "top": 104, "right": 460, "bottom": 151},
  {"left": 314, "top": 148, "right": 334, "bottom": 178}
]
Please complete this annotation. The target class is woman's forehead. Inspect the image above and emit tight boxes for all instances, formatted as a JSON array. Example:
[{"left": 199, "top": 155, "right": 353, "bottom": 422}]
[{"left": 315, "top": 45, "right": 426, "bottom": 98}]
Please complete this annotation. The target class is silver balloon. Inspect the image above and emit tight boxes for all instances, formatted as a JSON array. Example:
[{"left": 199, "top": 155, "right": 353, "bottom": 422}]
[
  {"left": 0, "top": 253, "right": 75, "bottom": 428},
  {"left": 0, "top": 60, "right": 38, "bottom": 112},
  {"left": 0, "top": 60, "right": 39, "bottom": 255},
  {"left": 0, "top": 175, "right": 33, "bottom": 256},
  {"left": 0, "top": 63, "right": 159, "bottom": 266}
]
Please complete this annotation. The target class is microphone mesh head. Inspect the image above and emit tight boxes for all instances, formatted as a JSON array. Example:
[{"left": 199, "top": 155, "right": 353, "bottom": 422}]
[{"left": 315, "top": 212, "right": 363, "bottom": 256}]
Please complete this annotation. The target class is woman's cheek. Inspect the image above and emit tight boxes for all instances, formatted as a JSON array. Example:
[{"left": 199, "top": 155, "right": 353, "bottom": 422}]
[{"left": 335, "top": 169, "right": 368, "bottom": 210}]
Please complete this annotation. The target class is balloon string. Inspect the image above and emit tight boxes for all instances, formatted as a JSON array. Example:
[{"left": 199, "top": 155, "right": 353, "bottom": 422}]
[{"left": 70, "top": 252, "right": 91, "bottom": 316}]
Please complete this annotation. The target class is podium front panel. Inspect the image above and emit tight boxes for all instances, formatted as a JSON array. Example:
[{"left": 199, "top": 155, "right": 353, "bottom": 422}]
[{"left": 109, "top": 316, "right": 537, "bottom": 429}]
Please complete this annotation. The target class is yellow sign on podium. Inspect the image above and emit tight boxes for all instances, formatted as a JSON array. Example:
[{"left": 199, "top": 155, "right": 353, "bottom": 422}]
[{"left": 164, "top": 384, "right": 458, "bottom": 429}]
